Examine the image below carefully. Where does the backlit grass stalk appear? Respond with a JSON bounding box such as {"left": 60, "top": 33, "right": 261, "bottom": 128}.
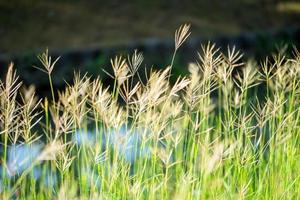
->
{"left": 0, "top": 24, "right": 300, "bottom": 199}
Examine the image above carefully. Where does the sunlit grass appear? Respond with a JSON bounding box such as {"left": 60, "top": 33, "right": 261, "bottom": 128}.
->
{"left": 277, "top": 2, "right": 300, "bottom": 13}
{"left": 0, "top": 24, "right": 300, "bottom": 199}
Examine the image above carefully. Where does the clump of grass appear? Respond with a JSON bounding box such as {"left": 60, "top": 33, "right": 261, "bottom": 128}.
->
{"left": 0, "top": 24, "right": 300, "bottom": 199}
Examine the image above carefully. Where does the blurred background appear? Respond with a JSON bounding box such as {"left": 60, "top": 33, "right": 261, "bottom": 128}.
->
{"left": 0, "top": 0, "right": 300, "bottom": 95}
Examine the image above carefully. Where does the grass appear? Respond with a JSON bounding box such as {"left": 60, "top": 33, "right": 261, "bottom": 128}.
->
{"left": 0, "top": 24, "right": 300, "bottom": 199}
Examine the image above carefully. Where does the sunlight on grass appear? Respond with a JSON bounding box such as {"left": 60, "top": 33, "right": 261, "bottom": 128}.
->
{"left": 277, "top": 2, "right": 300, "bottom": 13}
{"left": 0, "top": 24, "right": 300, "bottom": 199}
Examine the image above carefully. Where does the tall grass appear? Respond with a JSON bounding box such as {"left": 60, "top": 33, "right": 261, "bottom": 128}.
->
{"left": 0, "top": 24, "right": 300, "bottom": 199}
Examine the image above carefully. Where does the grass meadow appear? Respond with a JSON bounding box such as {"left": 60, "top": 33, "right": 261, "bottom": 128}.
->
{"left": 1, "top": 24, "right": 300, "bottom": 199}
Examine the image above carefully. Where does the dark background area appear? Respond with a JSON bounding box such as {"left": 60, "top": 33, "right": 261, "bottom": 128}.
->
{"left": 0, "top": 0, "right": 300, "bottom": 96}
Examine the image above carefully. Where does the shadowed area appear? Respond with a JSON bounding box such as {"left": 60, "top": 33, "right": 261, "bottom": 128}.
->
{"left": 1, "top": 0, "right": 300, "bottom": 54}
